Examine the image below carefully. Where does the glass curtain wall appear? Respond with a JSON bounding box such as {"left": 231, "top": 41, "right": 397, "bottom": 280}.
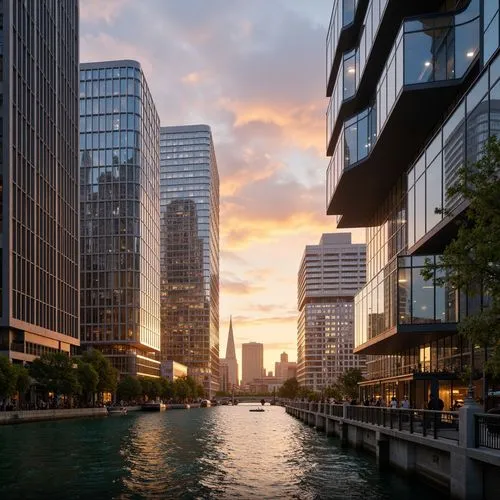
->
{"left": 80, "top": 62, "right": 161, "bottom": 378}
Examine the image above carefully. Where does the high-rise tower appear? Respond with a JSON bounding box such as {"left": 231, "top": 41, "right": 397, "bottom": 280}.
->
{"left": 297, "top": 233, "right": 366, "bottom": 390}
{"left": 160, "top": 125, "right": 220, "bottom": 396}
{"left": 224, "top": 316, "right": 239, "bottom": 388}
{"left": 0, "top": 0, "right": 80, "bottom": 362}
{"left": 325, "top": 0, "right": 498, "bottom": 407}
{"left": 79, "top": 60, "right": 161, "bottom": 378}
{"left": 242, "top": 342, "right": 264, "bottom": 386}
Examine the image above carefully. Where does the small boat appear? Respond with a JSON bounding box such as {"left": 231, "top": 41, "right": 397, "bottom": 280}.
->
{"left": 107, "top": 406, "right": 127, "bottom": 415}
{"left": 200, "top": 399, "right": 211, "bottom": 408}
{"left": 141, "top": 402, "right": 166, "bottom": 411}
{"left": 249, "top": 408, "right": 265, "bottom": 412}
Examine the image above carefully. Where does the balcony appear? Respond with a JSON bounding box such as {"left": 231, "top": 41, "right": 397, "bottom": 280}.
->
{"left": 327, "top": 0, "right": 369, "bottom": 98}
{"left": 326, "top": 0, "right": 446, "bottom": 154}
{"left": 354, "top": 255, "right": 459, "bottom": 355}
{"left": 327, "top": 0, "right": 480, "bottom": 228}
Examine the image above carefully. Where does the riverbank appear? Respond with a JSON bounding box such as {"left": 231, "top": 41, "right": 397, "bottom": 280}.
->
{"left": 0, "top": 407, "right": 108, "bottom": 425}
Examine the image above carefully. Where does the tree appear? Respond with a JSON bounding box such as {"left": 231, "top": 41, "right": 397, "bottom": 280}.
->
{"left": 139, "top": 377, "right": 162, "bottom": 400}
{"left": 278, "top": 377, "right": 299, "bottom": 399}
{"left": 29, "top": 352, "right": 80, "bottom": 399}
{"left": 80, "top": 349, "right": 118, "bottom": 394}
{"left": 76, "top": 360, "right": 99, "bottom": 404}
{"left": 422, "top": 136, "right": 500, "bottom": 379}
{"left": 12, "top": 364, "right": 31, "bottom": 398}
{"left": 339, "top": 368, "right": 364, "bottom": 400}
{"left": 160, "top": 378, "right": 175, "bottom": 400}
{"left": 117, "top": 376, "right": 142, "bottom": 402}
{"left": 173, "top": 377, "right": 189, "bottom": 401}
{"left": 0, "top": 356, "right": 16, "bottom": 400}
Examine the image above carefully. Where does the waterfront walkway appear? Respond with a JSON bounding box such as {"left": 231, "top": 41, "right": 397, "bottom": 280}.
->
{"left": 286, "top": 401, "right": 500, "bottom": 500}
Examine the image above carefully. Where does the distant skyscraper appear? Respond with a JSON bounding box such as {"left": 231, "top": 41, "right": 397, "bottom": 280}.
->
{"left": 275, "top": 352, "right": 297, "bottom": 382}
{"left": 160, "top": 125, "right": 220, "bottom": 396}
{"left": 0, "top": 0, "right": 80, "bottom": 362}
{"left": 242, "top": 342, "right": 264, "bottom": 385}
{"left": 224, "top": 316, "right": 239, "bottom": 388}
{"left": 79, "top": 60, "right": 161, "bottom": 378}
{"left": 297, "top": 233, "right": 366, "bottom": 391}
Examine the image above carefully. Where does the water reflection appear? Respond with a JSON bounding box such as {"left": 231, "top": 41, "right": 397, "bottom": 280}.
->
{"left": 0, "top": 406, "right": 442, "bottom": 499}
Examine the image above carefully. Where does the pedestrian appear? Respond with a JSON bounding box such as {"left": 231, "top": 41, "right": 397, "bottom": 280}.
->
{"left": 390, "top": 396, "right": 398, "bottom": 408}
{"left": 401, "top": 396, "right": 410, "bottom": 409}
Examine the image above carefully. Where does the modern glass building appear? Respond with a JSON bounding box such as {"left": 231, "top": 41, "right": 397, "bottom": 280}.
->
{"left": 297, "top": 233, "right": 366, "bottom": 391}
{"left": 326, "top": 0, "right": 500, "bottom": 409}
{"left": 79, "top": 60, "right": 161, "bottom": 378}
{"left": 160, "top": 125, "right": 220, "bottom": 396}
{"left": 0, "top": 0, "right": 80, "bottom": 362}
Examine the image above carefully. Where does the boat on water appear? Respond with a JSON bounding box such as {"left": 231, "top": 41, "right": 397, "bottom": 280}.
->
{"left": 141, "top": 402, "right": 166, "bottom": 412}
{"left": 200, "top": 399, "right": 211, "bottom": 408}
{"left": 107, "top": 406, "right": 128, "bottom": 415}
{"left": 249, "top": 408, "right": 265, "bottom": 412}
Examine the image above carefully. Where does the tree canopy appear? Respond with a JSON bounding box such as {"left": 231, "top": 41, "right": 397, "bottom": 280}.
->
{"left": 422, "top": 136, "right": 500, "bottom": 379}
{"left": 80, "top": 349, "right": 118, "bottom": 393}
{"left": 278, "top": 377, "right": 299, "bottom": 399}
{"left": 29, "top": 352, "right": 80, "bottom": 398}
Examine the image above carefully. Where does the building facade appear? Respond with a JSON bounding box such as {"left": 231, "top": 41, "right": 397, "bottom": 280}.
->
{"left": 79, "top": 60, "right": 161, "bottom": 378}
{"left": 0, "top": 0, "right": 80, "bottom": 362}
{"left": 242, "top": 342, "right": 264, "bottom": 386}
{"left": 297, "top": 233, "right": 366, "bottom": 391}
{"left": 160, "top": 125, "right": 220, "bottom": 396}
{"left": 161, "top": 360, "right": 188, "bottom": 381}
{"left": 275, "top": 352, "right": 297, "bottom": 382}
{"left": 326, "top": 0, "right": 499, "bottom": 408}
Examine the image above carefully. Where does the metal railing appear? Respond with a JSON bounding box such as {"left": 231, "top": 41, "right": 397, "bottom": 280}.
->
{"left": 475, "top": 413, "right": 500, "bottom": 450}
{"left": 287, "top": 402, "right": 459, "bottom": 441}
{"left": 346, "top": 406, "right": 459, "bottom": 441}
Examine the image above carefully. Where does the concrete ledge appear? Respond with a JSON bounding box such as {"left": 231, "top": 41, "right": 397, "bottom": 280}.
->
{"left": 0, "top": 408, "right": 108, "bottom": 425}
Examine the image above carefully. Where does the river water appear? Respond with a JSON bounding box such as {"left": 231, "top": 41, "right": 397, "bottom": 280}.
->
{"left": 0, "top": 404, "right": 443, "bottom": 499}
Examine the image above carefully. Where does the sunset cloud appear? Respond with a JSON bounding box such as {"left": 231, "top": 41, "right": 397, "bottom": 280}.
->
{"left": 80, "top": 0, "right": 338, "bottom": 371}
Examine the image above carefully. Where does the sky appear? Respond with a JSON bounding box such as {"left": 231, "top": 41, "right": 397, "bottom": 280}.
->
{"left": 80, "top": 0, "right": 364, "bottom": 376}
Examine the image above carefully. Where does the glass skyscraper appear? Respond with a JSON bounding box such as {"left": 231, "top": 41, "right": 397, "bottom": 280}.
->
{"left": 0, "top": 0, "right": 80, "bottom": 362}
{"left": 326, "top": 0, "right": 500, "bottom": 408}
{"left": 160, "top": 125, "right": 220, "bottom": 396}
{"left": 79, "top": 60, "right": 161, "bottom": 378}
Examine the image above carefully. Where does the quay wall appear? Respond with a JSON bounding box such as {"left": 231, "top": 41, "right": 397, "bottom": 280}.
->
{"left": 286, "top": 403, "right": 500, "bottom": 499}
{"left": 0, "top": 408, "right": 108, "bottom": 425}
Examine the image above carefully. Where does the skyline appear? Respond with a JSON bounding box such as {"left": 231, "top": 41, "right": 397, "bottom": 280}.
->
{"left": 80, "top": 0, "right": 363, "bottom": 372}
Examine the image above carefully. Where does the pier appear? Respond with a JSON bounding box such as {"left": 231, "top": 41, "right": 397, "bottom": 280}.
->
{"left": 286, "top": 402, "right": 500, "bottom": 499}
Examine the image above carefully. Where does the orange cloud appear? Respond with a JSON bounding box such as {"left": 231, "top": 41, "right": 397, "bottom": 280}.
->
{"left": 80, "top": 0, "right": 131, "bottom": 24}
{"left": 218, "top": 98, "right": 325, "bottom": 153}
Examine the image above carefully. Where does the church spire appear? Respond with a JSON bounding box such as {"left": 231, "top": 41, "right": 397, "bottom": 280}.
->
{"left": 225, "top": 315, "right": 237, "bottom": 360}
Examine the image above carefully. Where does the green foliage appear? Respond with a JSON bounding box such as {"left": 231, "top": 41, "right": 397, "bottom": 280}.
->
{"left": 422, "top": 136, "right": 500, "bottom": 378}
{"left": 0, "top": 356, "right": 16, "bottom": 399}
{"left": 139, "top": 377, "right": 162, "bottom": 400}
{"left": 76, "top": 360, "right": 99, "bottom": 398}
{"left": 29, "top": 352, "right": 80, "bottom": 398}
{"left": 278, "top": 377, "right": 299, "bottom": 399}
{"left": 339, "top": 368, "right": 364, "bottom": 400}
{"left": 12, "top": 364, "right": 31, "bottom": 396}
{"left": 80, "top": 349, "right": 118, "bottom": 393}
{"left": 117, "top": 375, "right": 142, "bottom": 402}
{"left": 324, "top": 384, "right": 343, "bottom": 401}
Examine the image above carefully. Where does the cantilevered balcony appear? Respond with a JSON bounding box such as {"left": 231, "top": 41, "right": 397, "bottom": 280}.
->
{"left": 327, "top": 0, "right": 368, "bottom": 98}
{"left": 326, "top": 0, "right": 465, "bottom": 156}
{"left": 353, "top": 255, "right": 460, "bottom": 355}
{"left": 327, "top": 0, "right": 480, "bottom": 228}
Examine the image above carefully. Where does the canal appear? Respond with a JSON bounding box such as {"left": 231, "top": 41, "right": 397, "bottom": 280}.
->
{"left": 0, "top": 404, "right": 443, "bottom": 499}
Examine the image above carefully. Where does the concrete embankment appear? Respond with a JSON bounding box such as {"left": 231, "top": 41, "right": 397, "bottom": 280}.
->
{"left": 0, "top": 407, "right": 108, "bottom": 425}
